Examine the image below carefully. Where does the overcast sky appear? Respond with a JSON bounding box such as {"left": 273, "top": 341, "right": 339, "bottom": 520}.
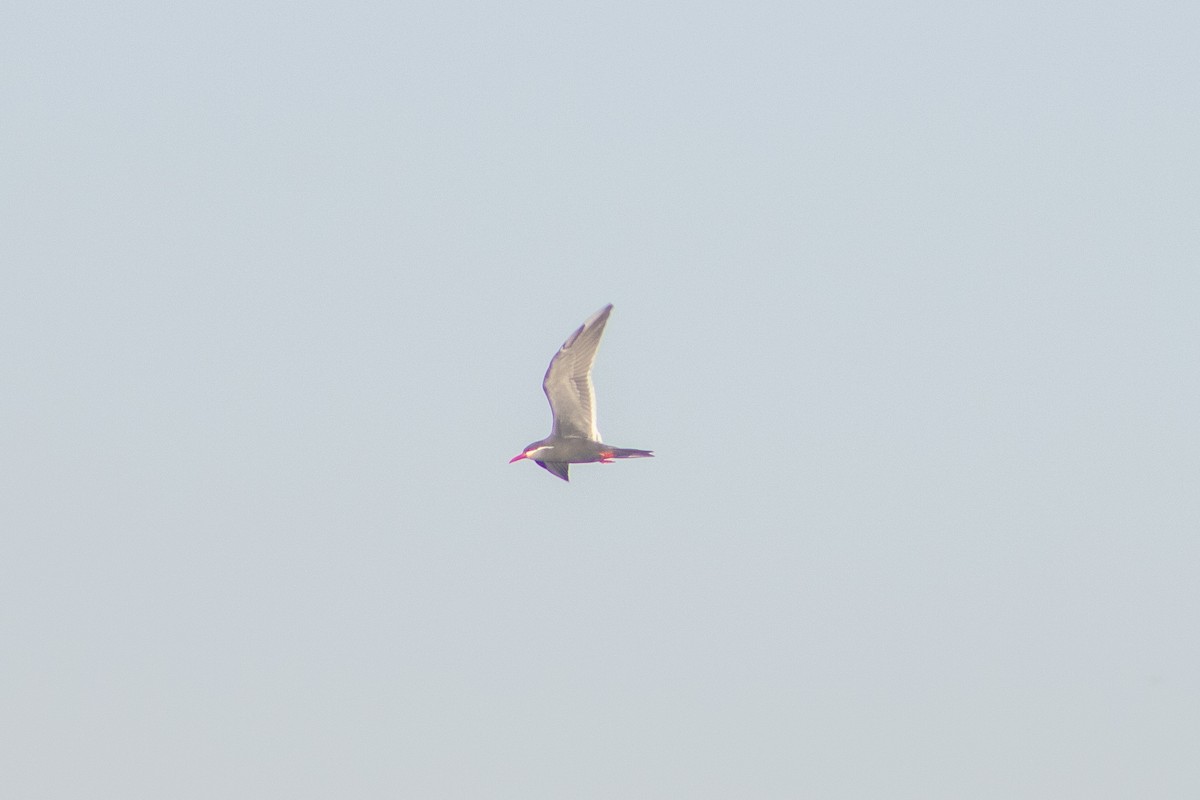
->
{"left": 4, "top": 1, "right": 1199, "bottom": 797}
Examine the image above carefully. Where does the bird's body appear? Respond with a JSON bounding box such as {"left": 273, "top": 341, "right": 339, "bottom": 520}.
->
{"left": 510, "top": 304, "right": 653, "bottom": 481}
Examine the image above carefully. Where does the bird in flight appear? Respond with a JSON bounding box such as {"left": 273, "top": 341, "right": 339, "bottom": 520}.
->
{"left": 510, "top": 304, "right": 653, "bottom": 481}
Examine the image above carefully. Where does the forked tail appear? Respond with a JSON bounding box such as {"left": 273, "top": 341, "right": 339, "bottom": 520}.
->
{"left": 610, "top": 448, "right": 654, "bottom": 459}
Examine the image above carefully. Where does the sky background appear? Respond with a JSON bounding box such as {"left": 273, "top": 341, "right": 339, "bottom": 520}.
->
{"left": 4, "top": 1, "right": 1199, "bottom": 797}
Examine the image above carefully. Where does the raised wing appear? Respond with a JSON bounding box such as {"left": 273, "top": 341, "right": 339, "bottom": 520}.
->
{"left": 542, "top": 304, "right": 612, "bottom": 441}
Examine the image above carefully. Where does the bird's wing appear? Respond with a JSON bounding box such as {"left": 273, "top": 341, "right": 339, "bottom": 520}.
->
{"left": 535, "top": 460, "right": 571, "bottom": 481}
{"left": 542, "top": 304, "right": 612, "bottom": 441}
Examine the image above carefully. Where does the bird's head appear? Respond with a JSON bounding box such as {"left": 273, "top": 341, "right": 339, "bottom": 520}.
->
{"left": 509, "top": 442, "right": 552, "bottom": 463}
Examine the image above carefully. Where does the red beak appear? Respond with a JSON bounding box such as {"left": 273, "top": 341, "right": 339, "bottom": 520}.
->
{"left": 509, "top": 452, "right": 528, "bottom": 463}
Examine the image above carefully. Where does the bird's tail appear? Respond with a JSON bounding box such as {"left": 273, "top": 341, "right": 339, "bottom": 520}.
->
{"left": 609, "top": 448, "right": 654, "bottom": 459}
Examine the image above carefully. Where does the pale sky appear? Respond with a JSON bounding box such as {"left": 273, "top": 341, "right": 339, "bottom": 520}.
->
{"left": 3, "top": 1, "right": 1199, "bottom": 797}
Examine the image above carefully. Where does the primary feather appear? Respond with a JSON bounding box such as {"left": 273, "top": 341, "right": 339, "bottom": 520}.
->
{"left": 542, "top": 303, "right": 612, "bottom": 441}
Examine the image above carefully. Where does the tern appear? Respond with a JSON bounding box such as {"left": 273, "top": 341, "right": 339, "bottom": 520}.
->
{"left": 510, "top": 303, "right": 653, "bottom": 481}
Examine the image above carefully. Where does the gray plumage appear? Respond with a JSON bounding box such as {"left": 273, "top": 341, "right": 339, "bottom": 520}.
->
{"left": 510, "top": 304, "right": 653, "bottom": 481}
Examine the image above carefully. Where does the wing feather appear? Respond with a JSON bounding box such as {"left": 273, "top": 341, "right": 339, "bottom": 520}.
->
{"left": 542, "top": 304, "right": 612, "bottom": 441}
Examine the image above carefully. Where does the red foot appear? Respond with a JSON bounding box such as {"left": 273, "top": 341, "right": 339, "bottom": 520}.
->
{"left": 599, "top": 451, "right": 614, "bottom": 464}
